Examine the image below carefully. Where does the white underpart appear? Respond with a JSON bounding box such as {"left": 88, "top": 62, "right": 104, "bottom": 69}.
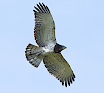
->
{"left": 41, "top": 43, "right": 55, "bottom": 56}
{"left": 42, "top": 46, "right": 54, "bottom": 56}
{"left": 43, "top": 48, "right": 50, "bottom": 52}
{"left": 42, "top": 42, "right": 55, "bottom": 52}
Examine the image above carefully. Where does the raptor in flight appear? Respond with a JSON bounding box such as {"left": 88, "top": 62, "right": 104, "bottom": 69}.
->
{"left": 25, "top": 2, "right": 75, "bottom": 87}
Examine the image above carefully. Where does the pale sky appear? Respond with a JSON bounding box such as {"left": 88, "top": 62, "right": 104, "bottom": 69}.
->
{"left": 0, "top": 0, "right": 104, "bottom": 93}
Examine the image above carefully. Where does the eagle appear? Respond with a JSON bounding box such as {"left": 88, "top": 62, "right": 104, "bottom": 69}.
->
{"left": 25, "top": 2, "right": 75, "bottom": 87}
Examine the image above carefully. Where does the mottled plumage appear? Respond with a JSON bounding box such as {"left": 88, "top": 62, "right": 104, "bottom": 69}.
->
{"left": 25, "top": 2, "right": 75, "bottom": 87}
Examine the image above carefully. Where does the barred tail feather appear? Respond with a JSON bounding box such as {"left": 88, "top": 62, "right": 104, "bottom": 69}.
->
{"left": 29, "top": 57, "right": 43, "bottom": 67}
{"left": 25, "top": 43, "right": 43, "bottom": 68}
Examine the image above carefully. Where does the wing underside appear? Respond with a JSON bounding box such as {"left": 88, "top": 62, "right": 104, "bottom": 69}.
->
{"left": 43, "top": 53, "right": 75, "bottom": 87}
{"left": 33, "top": 3, "right": 56, "bottom": 47}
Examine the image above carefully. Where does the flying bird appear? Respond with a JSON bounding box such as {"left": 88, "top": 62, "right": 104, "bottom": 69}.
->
{"left": 25, "top": 2, "right": 75, "bottom": 87}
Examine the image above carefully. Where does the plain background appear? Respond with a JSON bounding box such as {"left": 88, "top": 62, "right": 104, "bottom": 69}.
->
{"left": 0, "top": 0, "right": 104, "bottom": 93}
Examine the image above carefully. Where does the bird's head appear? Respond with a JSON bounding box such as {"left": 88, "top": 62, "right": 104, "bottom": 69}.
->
{"left": 54, "top": 43, "right": 67, "bottom": 53}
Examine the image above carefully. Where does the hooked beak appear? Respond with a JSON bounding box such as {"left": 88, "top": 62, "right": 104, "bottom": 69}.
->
{"left": 62, "top": 46, "right": 67, "bottom": 50}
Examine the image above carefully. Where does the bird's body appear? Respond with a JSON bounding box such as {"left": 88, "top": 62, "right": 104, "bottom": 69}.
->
{"left": 25, "top": 2, "right": 75, "bottom": 87}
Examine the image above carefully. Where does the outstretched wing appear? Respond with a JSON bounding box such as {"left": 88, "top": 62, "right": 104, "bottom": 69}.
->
{"left": 43, "top": 53, "right": 75, "bottom": 87}
{"left": 33, "top": 3, "right": 56, "bottom": 47}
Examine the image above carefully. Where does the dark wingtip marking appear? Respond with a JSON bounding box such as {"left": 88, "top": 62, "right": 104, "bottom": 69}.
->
{"left": 72, "top": 76, "right": 75, "bottom": 81}
{"left": 37, "top": 4, "right": 42, "bottom": 11}
{"left": 39, "top": 2, "right": 43, "bottom": 7}
{"left": 70, "top": 77, "right": 72, "bottom": 84}
{"left": 62, "top": 82, "right": 64, "bottom": 86}
{"left": 34, "top": 6, "right": 40, "bottom": 12}
{"left": 42, "top": 3, "right": 45, "bottom": 7}
{"left": 73, "top": 73, "right": 76, "bottom": 78}
{"left": 68, "top": 80, "right": 70, "bottom": 86}
{"left": 65, "top": 82, "right": 67, "bottom": 87}
{"left": 46, "top": 6, "right": 50, "bottom": 13}
{"left": 33, "top": 10, "right": 36, "bottom": 12}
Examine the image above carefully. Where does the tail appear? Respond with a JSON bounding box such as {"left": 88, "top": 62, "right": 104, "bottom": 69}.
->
{"left": 25, "top": 43, "right": 43, "bottom": 68}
